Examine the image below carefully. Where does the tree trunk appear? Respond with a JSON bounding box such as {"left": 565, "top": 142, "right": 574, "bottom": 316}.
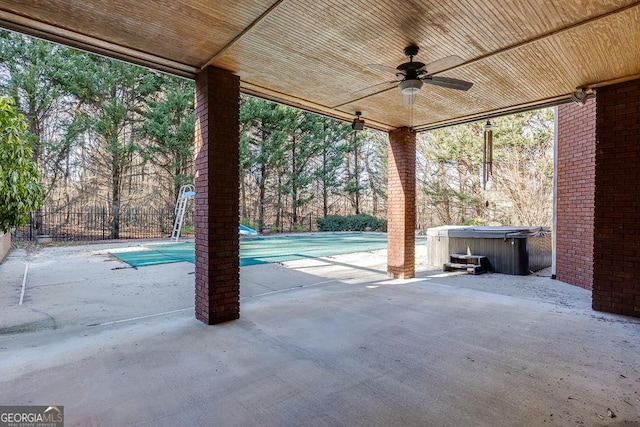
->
{"left": 322, "top": 147, "right": 328, "bottom": 217}
{"left": 111, "top": 154, "right": 121, "bottom": 239}
{"left": 276, "top": 172, "right": 283, "bottom": 231}
{"left": 354, "top": 139, "right": 360, "bottom": 215}
{"left": 439, "top": 163, "right": 452, "bottom": 224}
{"left": 345, "top": 145, "right": 351, "bottom": 214}
{"left": 291, "top": 134, "right": 298, "bottom": 225}
{"left": 27, "top": 107, "right": 44, "bottom": 237}
{"left": 241, "top": 170, "right": 248, "bottom": 220}
{"left": 64, "top": 146, "right": 71, "bottom": 223}
{"left": 364, "top": 150, "right": 377, "bottom": 215}
{"left": 173, "top": 165, "right": 182, "bottom": 207}
{"left": 258, "top": 162, "right": 266, "bottom": 229}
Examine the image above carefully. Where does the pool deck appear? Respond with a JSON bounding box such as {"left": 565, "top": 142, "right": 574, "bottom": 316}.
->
{"left": 1, "top": 239, "right": 639, "bottom": 426}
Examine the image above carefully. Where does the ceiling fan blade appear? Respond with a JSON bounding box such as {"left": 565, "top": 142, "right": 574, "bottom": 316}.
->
{"left": 422, "top": 55, "right": 465, "bottom": 75}
{"left": 353, "top": 79, "right": 400, "bottom": 95}
{"left": 402, "top": 92, "right": 416, "bottom": 106}
{"left": 367, "top": 64, "right": 405, "bottom": 75}
{"left": 424, "top": 76, "right": 473, "bottom": 91}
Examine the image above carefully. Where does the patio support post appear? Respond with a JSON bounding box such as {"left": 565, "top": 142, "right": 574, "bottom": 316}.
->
{"left": 556, "top": 100, "right": 596, "bottom": 290}
{"left": 387, "top": 127, "right": 416, "bottom": 279}
{"left": 592, "top": 79, "right": 640, "bottom": 318}
{"left": 194, "top": 66, "right": 240, "bottom": 324}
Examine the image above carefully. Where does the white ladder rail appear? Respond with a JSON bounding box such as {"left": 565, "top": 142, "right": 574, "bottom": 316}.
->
{"left": 171, "top": 184, "right": 195, "bottom": 242}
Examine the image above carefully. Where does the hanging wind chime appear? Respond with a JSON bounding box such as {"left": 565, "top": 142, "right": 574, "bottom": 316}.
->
{"left": 482, "top": 120, "right": 493, "bottom": 190}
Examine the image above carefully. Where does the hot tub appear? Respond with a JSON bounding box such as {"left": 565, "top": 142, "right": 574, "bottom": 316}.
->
{"left": 426, "top": 226, "right": 552, "bottom": 275}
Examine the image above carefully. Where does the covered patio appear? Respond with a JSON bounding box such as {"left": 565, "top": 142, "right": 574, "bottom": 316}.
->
{"left": 0, "top": 0, "right": 640, "bottom": 308}
{"left": 2, "top": 2, "right": 640, "bottom": 425}
{"left": 1, "top": 0, "right": 638, "bottom": 322}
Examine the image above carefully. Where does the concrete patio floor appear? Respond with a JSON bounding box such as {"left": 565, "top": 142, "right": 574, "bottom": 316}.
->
{"left": 0, "top": 241, "right": 639, "bottom": 426}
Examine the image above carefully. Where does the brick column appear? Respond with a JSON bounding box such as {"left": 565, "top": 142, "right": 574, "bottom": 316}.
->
{"left": 593, "top": 79, "right": 640, "bottom": 317}
{"left": 556, "top": 100, "right": 596, "bottom": 290}
{"left": 194, "top": 66, "right": 240, "bottom": 324}
{"left": 387, "top": 127, "right": 416, "bottom": 279}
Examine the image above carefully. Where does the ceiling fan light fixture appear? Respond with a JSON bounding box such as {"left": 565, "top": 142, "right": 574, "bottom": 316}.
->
{"left": 570, "top": 87, "right": 590, "bottom": 105}
{"left": 399, "top": 79, "right": 423, "bottom": 95}
{"left": 352, "top": 111, "right": 365, "bottom": 131}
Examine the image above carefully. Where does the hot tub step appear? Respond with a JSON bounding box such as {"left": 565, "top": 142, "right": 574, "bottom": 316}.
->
{"left": 443, "top": 254, "right": 489, "bottom": 275}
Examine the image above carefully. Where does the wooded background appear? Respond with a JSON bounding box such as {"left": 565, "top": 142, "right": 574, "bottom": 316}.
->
{"left": 0, "top": 31, "right": 553, "bottom": 241}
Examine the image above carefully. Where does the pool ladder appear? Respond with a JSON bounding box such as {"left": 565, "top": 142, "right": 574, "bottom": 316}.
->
{"left": 171, "top": 184, "right": 195, "bottom": 242}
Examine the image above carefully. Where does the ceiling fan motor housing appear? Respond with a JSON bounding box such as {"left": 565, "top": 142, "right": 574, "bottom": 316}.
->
{"left": 403, "top": 45, "right": 420, "bottom": 58}
{"left": 396, "top": 61, "right": 426, "bottom": 78}
{"left": 399, "top": 79, "right": 423, "bottom": 94}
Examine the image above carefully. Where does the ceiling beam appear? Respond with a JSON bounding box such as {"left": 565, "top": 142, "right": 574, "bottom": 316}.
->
{"left": 241, "top": 81, "right": 393, "bottom": 132}
{"left": 0, "top": 10, "right": 198, "bottom": 78}
{"left": 201, "top": 0, "right": 287, "bottom": 70}
{"left": 585, "top": 72, "right": 640, "bottom": 90}
{"left": 414, "top": 95, "right": 570, "bottom": 132}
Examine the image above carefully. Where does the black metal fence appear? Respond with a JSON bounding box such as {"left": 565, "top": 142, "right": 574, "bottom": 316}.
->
{"left": 11, "top": 206, "right": 194, "bottom": 242}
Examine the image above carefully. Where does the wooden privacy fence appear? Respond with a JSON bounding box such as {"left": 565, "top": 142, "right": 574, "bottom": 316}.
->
{"left": 11, "top": 205, "right": 194, "bottom": 242}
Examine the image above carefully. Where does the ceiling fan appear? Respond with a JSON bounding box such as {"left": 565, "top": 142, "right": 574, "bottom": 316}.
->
{"left": 367, "top": 45, "right": 473, "bottom": 105}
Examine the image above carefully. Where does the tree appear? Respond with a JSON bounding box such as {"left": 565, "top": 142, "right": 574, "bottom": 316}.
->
{"left": 359, "top": 130, "right": 387, "bottom": 216}
{"left": 0, "top": 96, "right": 44, "bottom": 232}
{"left": 240, "top": 96, "right": 296, "bottom": 229}
{"left": 418, "top": 123, "right": 485, "bottom": 226}
{"left": 140, "top": 76, "right": 195, "bottom": 206}
{"left": 67, "top": 56, "right": 163, "bottom": 238}
{"left": 315, "top": 117, "right": 351, "bottom": 218}
{"left": 344, "top": 131, "right": 365, "bottom": 214}
{"left": 416, "top": 109, "right": 554, "bottom": 229}
{"left": 285, "top": 112, "right": 344, "bottom": 228}
{"left": 491, "top": 110, "right": 554, "bottom": 225}
{"left": 0, "top": 31, "right": 78, "bottom": 235}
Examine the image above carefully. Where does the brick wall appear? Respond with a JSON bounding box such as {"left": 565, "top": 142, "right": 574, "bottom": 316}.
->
{"left": 593, "top": 79, "right": 640, "bottom": 317}
{"left": 194, "top": 67, "right": 240, "bottom": 324}
{"left": 387, "top": 127, "right": 416, "bottom": 279}
{"left": 556, "top": 99, "right": 596, "bottom": 290}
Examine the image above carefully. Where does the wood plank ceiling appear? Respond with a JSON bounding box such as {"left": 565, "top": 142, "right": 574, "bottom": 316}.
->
{"left": 0, "top": 0, "right": 639, "bottom": 131}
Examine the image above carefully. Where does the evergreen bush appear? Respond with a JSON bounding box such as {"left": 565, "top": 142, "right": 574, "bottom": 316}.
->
{"left": 317, "top": 214, "right": 386, "bottom": 232}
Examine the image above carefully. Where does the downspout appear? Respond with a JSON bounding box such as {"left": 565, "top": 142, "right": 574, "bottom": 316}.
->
{"left": 551, "top": 106, "right": 558, "bottom": 279}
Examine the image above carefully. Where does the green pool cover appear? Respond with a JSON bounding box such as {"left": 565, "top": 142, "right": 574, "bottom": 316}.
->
{"left": 111, "top": 232, "right": 423, "bottom": 268}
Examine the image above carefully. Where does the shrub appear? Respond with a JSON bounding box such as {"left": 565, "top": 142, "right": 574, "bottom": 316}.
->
{"left": 317, "top": 214, "right": 386, "bottom": 232}
{"left": 240, "top": 217, "right": 258, "bottom": 231}
{"left": 317, "top": 215, "right": 345, "bottom": 232}
{"left": 0, "top": 96, "right": 44, "bottom": 233}
{"left": 345, "top": 214, "right": 376, "bottom": 231}
{"left": 463, "top": 217, "right": 487, "bottom": 226}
